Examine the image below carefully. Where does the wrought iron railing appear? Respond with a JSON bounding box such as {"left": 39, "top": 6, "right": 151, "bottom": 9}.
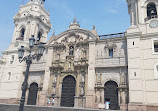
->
{"left": 99, "top": 32, "right": 125, "bottom": 39}
{"left": 144, "top": 15, "right": 158, "bottom": 22}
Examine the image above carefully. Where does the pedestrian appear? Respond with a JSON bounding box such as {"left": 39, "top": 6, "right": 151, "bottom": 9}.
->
{"left": 47, "top": 98, "right": 51, "bottom": 106}
{"left": 52, "top": 98, "right": 55, "bottom": 106}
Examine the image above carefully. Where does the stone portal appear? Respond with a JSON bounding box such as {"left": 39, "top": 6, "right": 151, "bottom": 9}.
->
{"left": 60, "top": 75, "right": 76, "bottom": 107}
{"left": 104, "top": 81, "right": 119, "bottom": 110}
{"left": 27, "top": 83, "right": 38, "bottom": 105}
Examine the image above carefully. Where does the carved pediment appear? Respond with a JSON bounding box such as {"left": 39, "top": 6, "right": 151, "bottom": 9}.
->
{"left": 104, "top": 41, "right": 117, "bottom": 50}
{"left": 48, "top": 28, "right": 97, "bottom": 46}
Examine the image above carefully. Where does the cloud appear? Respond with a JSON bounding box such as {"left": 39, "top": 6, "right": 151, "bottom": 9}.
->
{"left": 104, "top": 0, "right": 126, "bottom": 14}
{"left": 117, "top": 0, "right": 126, "bottom": 3}
{"left": 48, "top": 0, "right": 74, "bottom": 19}
{"left": 61, "top": 3, "right": 74, "bottom": 19}
{"left": 107, "top": 9, "right": 118, "bottom": 14}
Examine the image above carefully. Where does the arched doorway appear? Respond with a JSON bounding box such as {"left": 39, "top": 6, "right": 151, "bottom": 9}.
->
{"left": 60, "top": 75, "right": 76, "bottom": 107}
{"left": 104, "top": 81, "right": 119, "bottom": 110}
{"left": 27, "top": 82, "right": 38, "bottom": 105}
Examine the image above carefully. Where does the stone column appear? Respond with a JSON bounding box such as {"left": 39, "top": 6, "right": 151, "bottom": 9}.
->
{"left": 137, "top": 0, "right": 142, "bottom": 24}
{"left": 86, "top": 40, "right": 96, "bottom": 108}
{"left": 25, "top": 21, "right": 31, "bottom": 40}
{"left": 29, "top": 21, "right": 37, "bottom": 38}
{"left": 0, "top": 62, "right": 4, "bottom": 90}
{"left": 39, "top": 47, "right": 53, "bottom": 106}
{"left": 12, "top": 24, "right": 18, "bottom": 42}
{"left": 74, "top": 71, "right": 80, "bottom": 107}
{"left": 34, "top": 23, "right": 39, "bottom": 40}
{"left": 131, "top": 9, "right": 135, "bottom": 26}
{"left": 55, "top": 73, "right": 60, "bottom": 106}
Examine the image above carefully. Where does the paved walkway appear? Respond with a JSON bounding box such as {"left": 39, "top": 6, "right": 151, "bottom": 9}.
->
{"left": 0, "top": 103, "right": 124, "bottom": 111}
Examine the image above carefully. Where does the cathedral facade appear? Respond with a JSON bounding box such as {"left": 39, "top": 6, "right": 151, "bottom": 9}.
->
{"left": 0, "top": 0, "right": 158, "bottom": 110}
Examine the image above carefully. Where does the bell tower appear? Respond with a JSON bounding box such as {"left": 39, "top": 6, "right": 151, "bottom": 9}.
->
{"left": 126, "top": 0, "right": 158, "bottom": 110}
{"left": 12, "top": 0, "right": 51, "bottom": 45}
{"left": 127, "top": 0, "right": 158, "bottom": 26}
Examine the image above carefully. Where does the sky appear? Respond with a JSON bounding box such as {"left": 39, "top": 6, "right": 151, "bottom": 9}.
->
{"left": 0, "top": 0, "right": 130, "bottom": 55}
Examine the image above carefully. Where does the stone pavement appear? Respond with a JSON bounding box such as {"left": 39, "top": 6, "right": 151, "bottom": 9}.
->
{"left": 0, "top": 104, "right": 124, "bottom": 111}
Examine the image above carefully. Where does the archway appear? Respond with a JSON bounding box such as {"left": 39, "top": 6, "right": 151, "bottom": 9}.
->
{"left": 60, "top": 75, "right": 76, "bottom": 107}
{"left": 147, "top": 2, "right": 157, "bottom": 17}
{"left": 27, "top": 82, "right": 38, "bottom": 105}
{"left": 104, "top": 81, "right": 119, "bottom": 110}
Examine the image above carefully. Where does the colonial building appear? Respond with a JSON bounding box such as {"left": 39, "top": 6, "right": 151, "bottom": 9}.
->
{"left": 0, "top": 0, "right": 158, "bottom": 111}
{"left": 126, "top": 0, "right": 158, "bottom": 111}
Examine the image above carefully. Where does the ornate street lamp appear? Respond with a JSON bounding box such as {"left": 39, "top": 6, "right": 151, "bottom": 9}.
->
{"left": 18, "top": 35, "right": 45, "bottom": 111}
{"left": 29, "top": 35, "right": 35, "bottom": 48}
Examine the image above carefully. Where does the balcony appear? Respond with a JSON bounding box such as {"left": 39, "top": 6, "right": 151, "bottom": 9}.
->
{"left": 95, "top": 57, "right": 127, "bottom": 68}
{"left": 99, "top": 32, "right": 125, "bottom": 40}
{"left": 52, "top": 62, "right": 64, "bottom": 70}
{"left": 74, "top": 60, "right": 88, "bottom": 69}
{"left": 144, "top": 15, "right": 158, "bottom": 22}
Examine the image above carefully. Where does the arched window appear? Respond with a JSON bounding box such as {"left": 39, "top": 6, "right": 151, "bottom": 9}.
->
{"left": 147, "top": 3, "right": 157, "bottom": 17}
{"left": 37, "top": 31, "right": 42, "bottom": 42}
{"left": 20, "top": 28, "right": 25, "bottom": 38}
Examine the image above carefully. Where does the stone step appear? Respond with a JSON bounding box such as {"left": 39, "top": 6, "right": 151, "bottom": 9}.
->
{"left": 0, "top": 104, "right": 124, "bottom": 111}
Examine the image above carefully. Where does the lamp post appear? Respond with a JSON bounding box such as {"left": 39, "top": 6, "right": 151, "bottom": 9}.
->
{"left": 18, "top": 35, "right": 45, "bottom": 111}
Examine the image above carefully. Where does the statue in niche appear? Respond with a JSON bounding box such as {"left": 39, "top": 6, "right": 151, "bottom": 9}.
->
{"left": 52, "top": 80, "right": 56, "bottom": 95}
{"left": 80, "top": 86, "right": 84, "bottom": 95}
{"left": 53, "top": 73, "right": 57, "bottom": 83}
{"left": 81, "top": 49, "right": 86, "bottom": 58}
{"left": 68, "top": 62, "right": 71, "bottom": 69}
{"left": 69, "top": 46, "right": 74, "bottom": 55}
{"left": 81, "top": 74, "right": 85, "bottom": 82}
{"left": 75, "top": 48, "right": 80, "bottom": 59}
{"left": 52, "top": 85, "right": 56, "bottom": 95}
{"left": 57, "top": 54, "right": 60, "bottom": 60}
{"left": 97, "top": 74, "right": 101, "bottom": 83}
{"left": 121, "top": 74, "right": 126, "bottom": 85}
{"left": 81, "top": 72, "right": 85, "bottom": 82}
{"left": 83, "top": 50, "right": 86, "bottom": 58}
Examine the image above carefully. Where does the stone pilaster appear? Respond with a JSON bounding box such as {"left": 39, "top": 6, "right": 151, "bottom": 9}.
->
{"left": 86, "top": 40, "right": 96, "bottom": 108}
{"left": 39, "top": 47, "right": 53, "bottom": 106}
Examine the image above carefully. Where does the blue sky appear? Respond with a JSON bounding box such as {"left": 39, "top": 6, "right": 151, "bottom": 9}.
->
{"left": 0, "top": 0, "right": 130, "bottom": 55}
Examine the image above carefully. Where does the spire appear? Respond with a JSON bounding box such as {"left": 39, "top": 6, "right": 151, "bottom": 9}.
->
{"left": 69, "top": 17, "right": 80, "bottom": 29}
{"left": 53, "top": 30, "right": 55, "bottom": 36}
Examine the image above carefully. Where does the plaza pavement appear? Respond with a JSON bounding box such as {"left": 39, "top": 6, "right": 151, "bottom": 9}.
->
{"left": 0, "top": 103, "right": 124, "bottom": 111}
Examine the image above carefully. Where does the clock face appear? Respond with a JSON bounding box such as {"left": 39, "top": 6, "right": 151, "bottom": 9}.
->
{"left": 150, "top": 20, "right": 158, "bottom": 28}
